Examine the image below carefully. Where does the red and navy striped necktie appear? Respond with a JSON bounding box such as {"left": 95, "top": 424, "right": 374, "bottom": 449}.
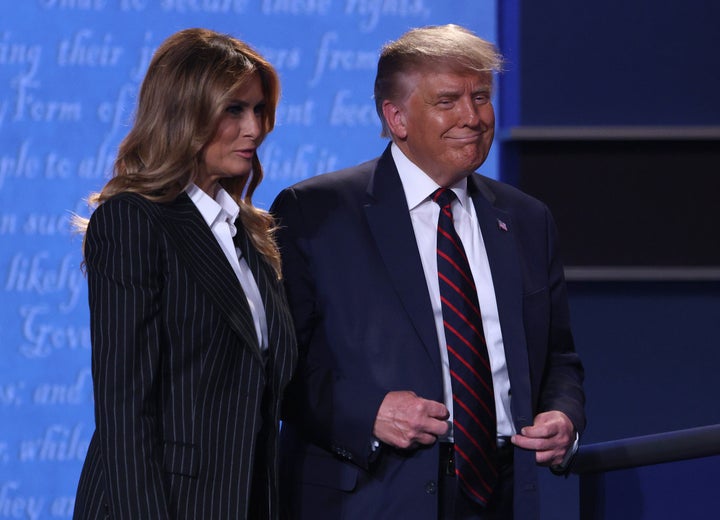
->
{"left": 432, "top": 187, "right": 498, "bottom": 506}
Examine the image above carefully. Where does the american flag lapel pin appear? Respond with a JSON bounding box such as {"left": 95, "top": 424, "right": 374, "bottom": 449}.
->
{"left": 497, "top": 219, "right": 508, "bottom": 232}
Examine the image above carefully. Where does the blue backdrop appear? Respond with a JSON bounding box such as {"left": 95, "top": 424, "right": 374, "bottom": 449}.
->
{"left": 0, "top": 2, "right": 498, "bottom": 517}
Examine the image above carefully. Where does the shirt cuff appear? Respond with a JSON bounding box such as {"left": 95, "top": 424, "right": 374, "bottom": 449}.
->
{"left": 550, "top": 431, "right": 579, "bottom": 475}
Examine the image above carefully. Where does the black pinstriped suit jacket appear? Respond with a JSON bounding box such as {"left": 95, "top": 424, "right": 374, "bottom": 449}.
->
{"left": 73, "top": 192, "right": 297, "bottom": 519}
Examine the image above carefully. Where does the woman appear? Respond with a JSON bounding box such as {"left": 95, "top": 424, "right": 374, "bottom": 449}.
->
{"left": 73, "top": 28, "right": 297, "bottom": 519}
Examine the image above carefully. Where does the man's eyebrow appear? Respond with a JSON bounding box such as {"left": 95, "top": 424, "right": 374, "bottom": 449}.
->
{"left": 434, "top": 89, "right": 463, "bottom": 98}
{"left": 473, "top": 85, "right": 492, "bottom": 94}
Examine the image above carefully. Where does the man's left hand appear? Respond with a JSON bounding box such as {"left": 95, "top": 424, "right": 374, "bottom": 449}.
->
{"left": 510, "top": 411, "right": 575, "bottom": 466}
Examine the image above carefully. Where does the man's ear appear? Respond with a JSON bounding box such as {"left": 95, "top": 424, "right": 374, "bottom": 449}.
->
{"left": 382, "top": 100, "right": 408, "bottom": 140}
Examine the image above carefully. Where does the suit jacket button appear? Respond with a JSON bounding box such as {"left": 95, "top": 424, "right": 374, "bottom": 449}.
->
{"left": 425, "top": 480, "right": 437, "bottom": 494}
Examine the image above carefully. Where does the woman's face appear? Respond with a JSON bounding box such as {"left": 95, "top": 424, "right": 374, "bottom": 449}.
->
{"left": 197, "top": 73, "right": 265, "bottom": 195}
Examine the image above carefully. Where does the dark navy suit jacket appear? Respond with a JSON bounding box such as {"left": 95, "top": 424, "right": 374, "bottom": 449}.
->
{"left": 73, "top": 192, "right": 297, "bottom": 519}
{"left": 272, "top": 145, "right": 585, "bottom": 520}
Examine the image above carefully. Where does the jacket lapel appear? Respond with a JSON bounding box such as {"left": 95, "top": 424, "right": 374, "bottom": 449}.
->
{"left": 156, "top": 193, "right": 264, "bottom": 362}
{"left": 468, "top": 175, "right": 533, "bottom": 427}
{"left": 363, "top": 146, "right": 442, "bottom": 369}
{"left": 235, "top": 226, "right": 298, "bottom": 391}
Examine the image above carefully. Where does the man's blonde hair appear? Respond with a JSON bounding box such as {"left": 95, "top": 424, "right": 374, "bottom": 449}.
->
{"left": 374, "top": 24, "right": 503, "bottom": 137}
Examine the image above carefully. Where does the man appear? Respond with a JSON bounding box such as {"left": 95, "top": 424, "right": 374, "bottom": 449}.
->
{"left": 272, "top": 24, "right": 585, "bottom": 519}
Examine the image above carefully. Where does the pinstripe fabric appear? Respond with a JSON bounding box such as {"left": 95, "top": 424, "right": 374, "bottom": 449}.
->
{"left": 73, "top": 192, "right": 297, "bottom": 520}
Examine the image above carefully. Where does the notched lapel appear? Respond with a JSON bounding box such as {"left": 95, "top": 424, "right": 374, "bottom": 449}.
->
{"left": 468, "top": 176, "right": 533, "bottom": 424}
{"left": 363, "top": 148, "right": 442, "bottom": 368}
{"left": 156, "top": 194, "right": 265, "bottom": 362}
{"left": 468, "top": 176, "right": 522, "bottom": 308}
{"left": 235, "top": 227, "right": 298, "bottom": 389}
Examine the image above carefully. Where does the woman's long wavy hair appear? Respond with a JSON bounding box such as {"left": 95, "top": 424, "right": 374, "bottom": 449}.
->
{"left": 76, "top": 28, "right": 282, "bottom": 277}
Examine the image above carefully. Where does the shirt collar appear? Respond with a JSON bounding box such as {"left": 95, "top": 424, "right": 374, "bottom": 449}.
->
{"left": 391, "top": 142, "right": 470, "bottom": 211}
{"left": 186, "top": 183, "right": 240, "bottom": 230}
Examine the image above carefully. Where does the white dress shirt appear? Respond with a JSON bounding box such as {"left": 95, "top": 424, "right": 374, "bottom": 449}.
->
{"left": 391, "top": 143, "right": 515, "bottom": 440}
{"left": 187, "top": 184, "right": 269, "bottom": 350}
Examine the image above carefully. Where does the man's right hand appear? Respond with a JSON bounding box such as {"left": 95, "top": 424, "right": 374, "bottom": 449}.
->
{"left": 372, "top": 390, "right": 449, "bottom": 449}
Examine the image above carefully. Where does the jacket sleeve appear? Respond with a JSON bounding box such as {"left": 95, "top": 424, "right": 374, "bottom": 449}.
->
{"left": 271, "top": 187, "right": 386, "bottom": 468}
{"left": 537, "top": 205, "right": 586, "bottom": 434}
{"left": 85, "top": 196, "right": 171, "bottom": 518}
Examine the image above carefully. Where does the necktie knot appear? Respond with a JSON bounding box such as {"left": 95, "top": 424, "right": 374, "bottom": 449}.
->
{"left": 432, "top": 187, "right": 457, "bottom": 210}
